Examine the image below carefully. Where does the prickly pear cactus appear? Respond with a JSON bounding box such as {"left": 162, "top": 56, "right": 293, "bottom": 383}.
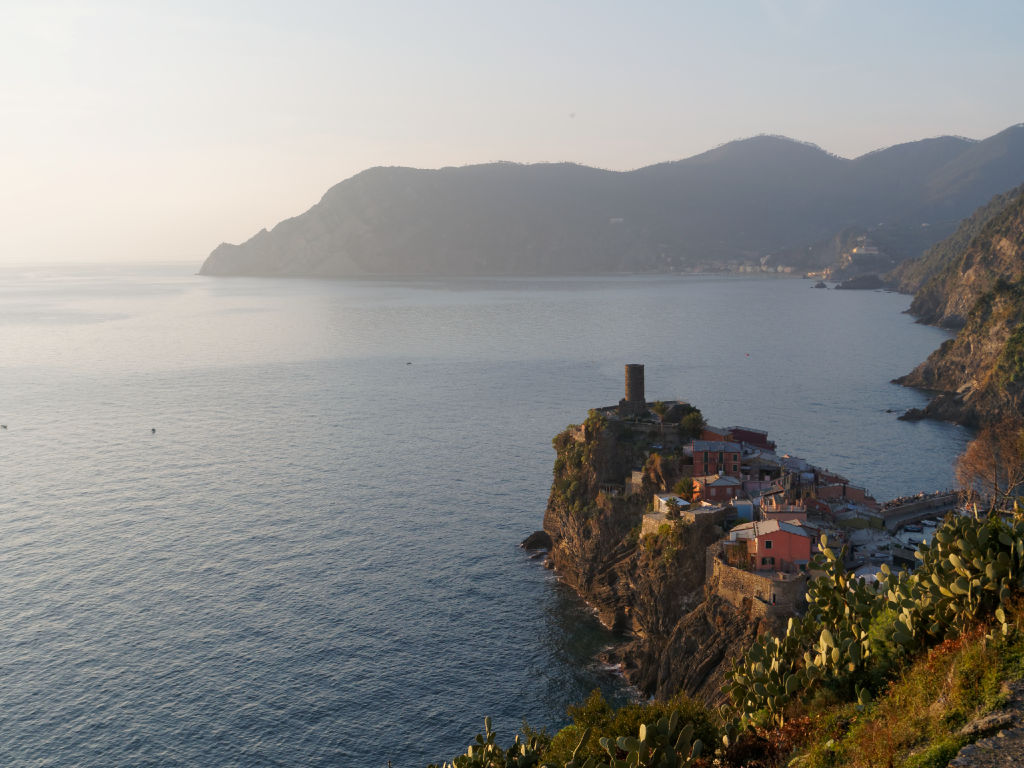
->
{"left": 880, "top": 511, "right": 1024, "bottom": 645}
{"left": 585, "top": 712, "right": 703, "bottom": 768}
{"left": 428, "top": 717, "right": 545, "bottom": 768}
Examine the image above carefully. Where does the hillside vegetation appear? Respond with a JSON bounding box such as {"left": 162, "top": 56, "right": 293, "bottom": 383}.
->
{"left": 903, "top": 186, "right": 1024, "bottom": 328}
{"left": 200, "top": 126, "right": 1024, "bottom": 279}
{"left": 888, "top": 183, "right": 1024, "bottom": 299}
{"left": 430, "top": 510, "right": 1024, "bottom": 768}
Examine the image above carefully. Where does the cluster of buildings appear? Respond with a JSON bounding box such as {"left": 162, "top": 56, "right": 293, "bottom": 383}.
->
{"left": 602, "top": 365, "right": 959, "bottom": 614}
{"left": 637, "top": 426, "right": 869, "bottom": 575}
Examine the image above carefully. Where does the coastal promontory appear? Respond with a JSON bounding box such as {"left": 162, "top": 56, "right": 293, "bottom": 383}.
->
{"left": 535, "top": 365, "right": 956, "bottom": 705}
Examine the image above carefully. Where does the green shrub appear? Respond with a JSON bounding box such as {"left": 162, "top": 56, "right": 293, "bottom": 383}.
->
{"left": 899, "top": 736, "right": 966, "bottom": 768}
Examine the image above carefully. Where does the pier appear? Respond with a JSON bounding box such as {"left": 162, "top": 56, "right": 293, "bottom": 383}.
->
{"left": 882, "top": 491, "right": 960, "bottom": 531}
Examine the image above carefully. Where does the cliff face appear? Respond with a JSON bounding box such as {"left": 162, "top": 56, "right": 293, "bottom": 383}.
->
{"left": 541, "top": 418, "right": 644, "bottom": 631}
{"left": 897, "top": 280, "right": 1024, "bottom": 426}
{"left": 647, "top": 591, "right": 777, "bottom": 703}
{"left": 541, "top": 414, "right": 783, "bottom": 706}
{"left": 895, "top": 190, "right": 1024, "bottom": 426}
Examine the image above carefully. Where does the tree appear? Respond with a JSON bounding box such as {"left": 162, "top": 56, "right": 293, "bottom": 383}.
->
{"left": 955, "top": 419, "right": 1024, "bottom": 510}
{"left": 651, "top": 400, "right": 668, "bottom": 423}
{"left": 671, "top": 476, "right": 693, "bottom": 501}
{"left": 666, "top": 498, "right": 681, "bottom": 520}
{"left": 679, "top": 411, "right": 705, "bottom": 440}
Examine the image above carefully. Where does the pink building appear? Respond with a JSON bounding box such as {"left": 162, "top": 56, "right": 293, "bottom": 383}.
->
{"left": 729, "top": 519, "right": 812, "bottom": 571}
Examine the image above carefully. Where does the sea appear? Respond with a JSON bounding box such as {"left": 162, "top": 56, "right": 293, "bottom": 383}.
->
{"left": 0, "top": 264, "right": 969, "bottom": 767}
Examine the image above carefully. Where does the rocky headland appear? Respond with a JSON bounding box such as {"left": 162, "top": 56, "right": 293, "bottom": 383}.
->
{"left": 536, "top": 408, "right": 782, "bottom": 705}
{"left": 892, "top": 185, "right": 1024, "bottom": 426}
{"left": 528, "top": 368, "right": 919, "bottom": 707}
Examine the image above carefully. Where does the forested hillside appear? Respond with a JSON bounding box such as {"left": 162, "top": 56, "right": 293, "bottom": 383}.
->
{"left": 889, "top": 183, "right": 1024, "bottom": 299}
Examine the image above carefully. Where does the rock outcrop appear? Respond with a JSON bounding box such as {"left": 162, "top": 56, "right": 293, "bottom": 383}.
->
{"left": 520, "top": 530, "right": 552, "bottom": 551}
{"left": 834, "top": 273, "right": 884, "bottom": 290}
{"left": 906, "top": 188, "right": 1024, "bottom": 329}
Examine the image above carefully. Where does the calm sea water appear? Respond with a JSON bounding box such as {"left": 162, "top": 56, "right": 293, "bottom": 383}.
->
{"left": 0, "top": 265, "right": 968, "bottom": 767}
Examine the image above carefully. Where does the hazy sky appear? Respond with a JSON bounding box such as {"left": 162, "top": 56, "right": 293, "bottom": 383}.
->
{"left": 3, "top": 0, "right": 1023, "bottom": 265}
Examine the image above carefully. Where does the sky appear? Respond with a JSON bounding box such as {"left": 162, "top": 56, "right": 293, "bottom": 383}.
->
{"left": 2, "top": 0, "right": 1023, "bottom": 265}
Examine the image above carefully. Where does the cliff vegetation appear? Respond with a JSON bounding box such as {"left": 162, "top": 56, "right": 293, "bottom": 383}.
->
{"left": 901, "top": 186, "right": 1024, "bottom": 329}
{"left": 888, "top": 182, "right": 1024, "bottom": 300}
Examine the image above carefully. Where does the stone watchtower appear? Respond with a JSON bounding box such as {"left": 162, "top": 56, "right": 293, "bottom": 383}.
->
{"left": 618, "top": 363, "right": 647, "bottom": 417}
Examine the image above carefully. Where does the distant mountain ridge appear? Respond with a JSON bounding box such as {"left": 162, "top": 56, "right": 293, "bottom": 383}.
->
{"left": 200, "top": 124, "right": 1024, "bottom": 278}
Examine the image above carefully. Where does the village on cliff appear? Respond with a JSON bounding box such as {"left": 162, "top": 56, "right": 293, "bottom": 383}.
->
{"left": 586, "top": 364, "right": 959, "bottom": 614}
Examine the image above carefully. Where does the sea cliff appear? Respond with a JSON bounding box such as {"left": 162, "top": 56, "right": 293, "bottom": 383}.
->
{"left": 538, "top": 409, "right": 787, "bottom": 705}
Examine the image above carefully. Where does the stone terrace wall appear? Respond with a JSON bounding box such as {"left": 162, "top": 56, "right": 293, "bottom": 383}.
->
{"left": 643, "top": 509, "right": 729, "bottom": 538}
{"left": 683, "top": 506, "right": 730, "bottom": 526}
{"left": 642, "top": 511, "right": 670, "bottom": 538}
{"left": 706, "top": 546, "right": 806, "bottom": 616}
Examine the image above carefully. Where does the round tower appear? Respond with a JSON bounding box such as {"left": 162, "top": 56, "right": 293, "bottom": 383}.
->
{"left": 624, "top": 364, "right": 645, "bottom": 404}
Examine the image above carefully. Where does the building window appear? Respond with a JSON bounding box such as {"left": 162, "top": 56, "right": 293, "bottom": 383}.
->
{"left": 764, "top": 539, "right": 773, "bottom": 549}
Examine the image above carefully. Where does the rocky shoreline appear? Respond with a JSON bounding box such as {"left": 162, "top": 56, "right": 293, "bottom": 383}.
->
{"left": 523, "top": 514, "right": 776, "bottom": 705}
